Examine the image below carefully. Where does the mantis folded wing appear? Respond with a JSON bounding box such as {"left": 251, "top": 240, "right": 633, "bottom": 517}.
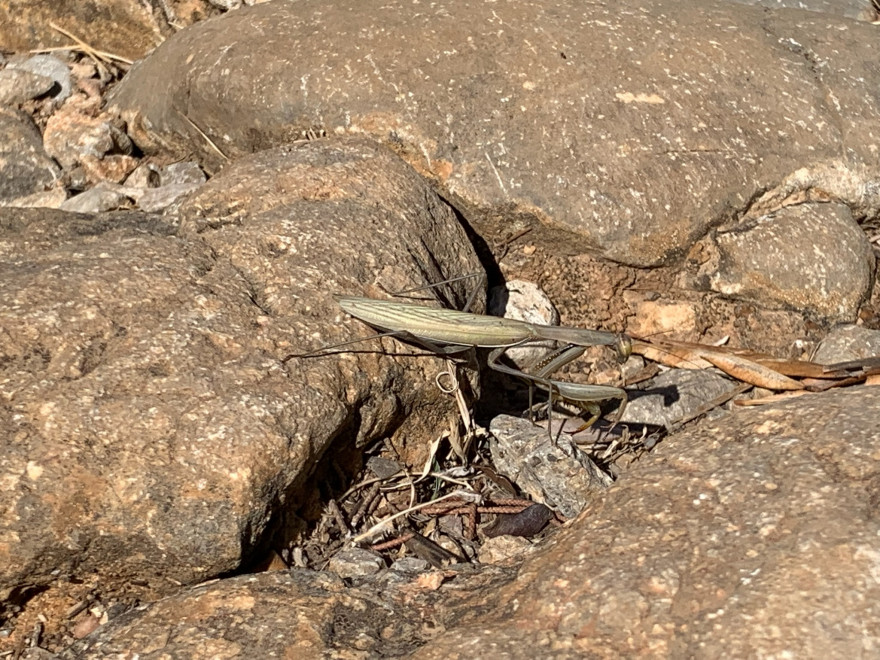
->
{"left": 336, "top": 296, "right": 631, "bottom": 354}
{"left": 333, "top": 296, "right": 630, "bottom": 434}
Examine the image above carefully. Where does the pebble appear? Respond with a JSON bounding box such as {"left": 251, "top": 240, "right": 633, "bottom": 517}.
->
{"left": 326, "top": 548, "right": 386, "bottom": 579}
{"left": 621, "top": 368, "right": 739, "bottom": 428}
{"left": 43, "top": 101, "right": 134, "bottom": 173}
{"left": 60, "top": 182, "right": 133, "bottom": 213}
{"left": 125, "top": 162, "right": 161, "bottom": 188}
{"left": 7, "top": 54, "right": 73, "bottom": 100}
{"left": 813, "top": 325, "right": 880, "bottom": 364}
{"left": 136, "top": 182, "right": 202, "bottom": 213}
{"left": 0, "top": 68, "right": 56, "bottom": 105}
{"left": 161, "top": 161, "right": 207, "bottom": 186}
{"left": 489, "top": 414, "right": 610, "bottom": 519}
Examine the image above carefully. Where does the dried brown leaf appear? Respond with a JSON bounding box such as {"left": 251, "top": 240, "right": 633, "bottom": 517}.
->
{"left": 752, "top": 358, "right": 846, "bottom": 379}
{"left": 630, "top": 340, "right": 712, "bottom": 369}
{"left": 635, "top": 338, "right": 805, "bottom": 390}
{"left": 699, "top": 351, "right": 804, "bottom": 390}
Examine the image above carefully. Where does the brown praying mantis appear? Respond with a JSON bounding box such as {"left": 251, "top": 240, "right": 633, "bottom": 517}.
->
{"left": 289, "top": 291, "right": 632, "bottom": 436}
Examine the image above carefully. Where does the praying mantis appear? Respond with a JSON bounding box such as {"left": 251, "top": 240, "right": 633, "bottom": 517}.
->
{"left": 292, "top": 292, "right": 632, "bottom": 435}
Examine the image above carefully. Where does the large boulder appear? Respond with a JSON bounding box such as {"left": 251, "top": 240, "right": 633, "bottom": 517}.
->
{"left": 110, "top": 0, "right": 880, "bottom": 269}
{"left": 0, "top": 137, "right": 480, "bottom": 602}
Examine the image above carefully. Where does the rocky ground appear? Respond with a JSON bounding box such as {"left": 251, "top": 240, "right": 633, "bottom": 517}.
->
{"left": 2, "top": 0, "right": 880, "bottom": 657}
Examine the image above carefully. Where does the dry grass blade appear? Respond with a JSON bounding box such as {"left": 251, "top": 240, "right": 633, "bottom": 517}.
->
{"left": 637, "top": 337, "right": 868, "bottom": 380}
{"left": 37, "top": 23, "right": 134, "bottom": 65}
{"left": 636, "top": 337, "right": 805, "bottom": 389}
{"left": 178, "top": 111, "right": 230, "bottom": 163}
{"left": 351, "top": 490, "right": 481, "bottom": 545}
{"left": 752, "top": 358, "right": 849, "bottom": 379}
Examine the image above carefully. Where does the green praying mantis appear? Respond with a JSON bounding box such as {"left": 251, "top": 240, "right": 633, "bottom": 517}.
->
{"left": 289, "top": 288, "right": 632, "bottom": 437}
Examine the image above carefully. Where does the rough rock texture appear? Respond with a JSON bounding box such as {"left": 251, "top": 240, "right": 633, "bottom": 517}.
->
{"left": 0, "top": 67, "right": 56, "bottom": 106}
{"left": 110, "top": 0, "right": 880, "bottom": 268}
{"left": 0, "top": 0, "right": 212, "bottom": 61}
{"left": 488, "top": 279, "right": 559, "bottom": 367}
{"left": 0, "top": 108, "right": 60, "bottom": 202}
{"left": 174, "top": 136, "right": 484, "bottom": 462}
{"left": 58, "top": 181, "right": 134, "bottom": 213}
{"left": 7, "top": 55, "right": 73, "bottom": 102}
{"left": 815, "top": 324, "right": 880, "bottom": 363}
{"left": 60, "top": 566, "right": 514, "bottom": 659}
{"left": 415, "top": 387, "right": 880, "bottom": 658}
{"left": 727, "top": 0, "right": 878, "bottom": 20}
{"left": 0, "top": 137, "right": 481, "bottom": 600}
{"left": 490, "top": 415, "right": 611, "bottom": 519}
{"left": 704, "top": 202, "right": 875, "bottom": 321}
{"left": 55, "top": 387, "right": 880, "bottom": 658}
{"left": 43, "top": 97, "right": 136, "bottom": 183}
{"left": 622, "top": 368, "right": 739, "bottom": 427}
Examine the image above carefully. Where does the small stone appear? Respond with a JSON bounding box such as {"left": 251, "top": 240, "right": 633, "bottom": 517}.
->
{"left": 136, "top": 183, "right": 202, "bottom": 213}
{"left": 7, "top": 54, "right": 72, "bottom": 100}
{"left": 367, "top": 455, "right": 402, "bottom": 479}
{"left": 414, "top": 572, "right": 446, "bottom": 590}
{"left": 80, "top": 154, "right": 140, "bottom": 185}
{"left": 69, "top": 60, "right": 98, "bottom": 80}
{"left": 71, "top": 613, "right": 101, "bottom": 639}
{"left": 489, "top": 414, "right": 611, "bottom": 519}
{"left": 60, "top": 182, "right": 133, "bottom": 213}
{"left": 326, "top": 548, "right": 386, "bottom": 578}
{"left": 628, "top": 300, "right": 699, "bottom": 338}
{"left": 482, "top": 503, "right": 554, "bottom": 538}
{"left": 621, "top": 368, "right": 739, "bottom": 428}
{"left": 76, "top": 76, "right": 105, "bottom": 99}
{"left": 813, "top": 325, "right": 880, "bottom": 365}
{"left": 161, "top": 161, "right": 207, "bottom": 186}
{"left": 44, "top": 103, "right": 134, "bottom": 173}
{"left": 478, "top": 535, "right": 534, "bottom": 564}
{"left": 0, "top": 68, "right": 55, "bottom": 105}
{"left": 125, "top": 162, "right": 161, "bottom": 188}
{"left": 390, "top": 557, "right": 431, "bottom": 573}
{"left": 488, "top": 279, "right": 559, "bottom": 367}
